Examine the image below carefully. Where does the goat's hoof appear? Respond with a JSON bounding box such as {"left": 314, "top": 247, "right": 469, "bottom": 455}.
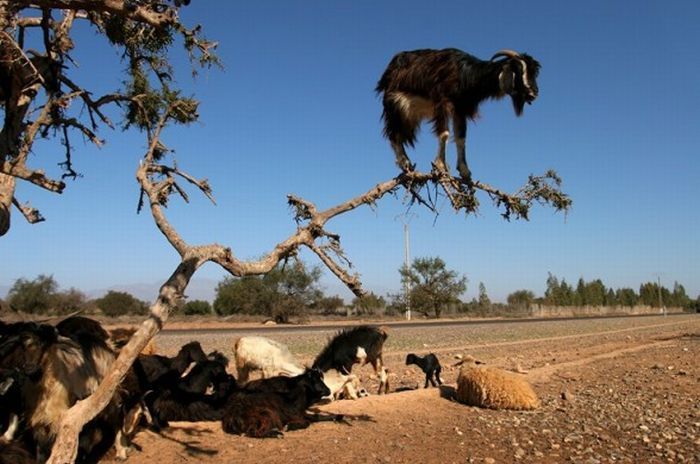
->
{"left": 432, "top": 160, "right": 448, "bottom": 173}
{"left": 458, "top": 171, "right": 473, "bottom": 186}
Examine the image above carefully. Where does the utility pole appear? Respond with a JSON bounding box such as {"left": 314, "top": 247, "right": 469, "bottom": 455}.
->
{"left": 657, "top": 275, "right": 666, "bottom": 316}
{"left": 404, "top": 222, "right": 411, "bottom": 321}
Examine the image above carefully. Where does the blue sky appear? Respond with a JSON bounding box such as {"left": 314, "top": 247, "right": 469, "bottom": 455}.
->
{"left": 1, "top": 1, "right": 699, "bottom": 303}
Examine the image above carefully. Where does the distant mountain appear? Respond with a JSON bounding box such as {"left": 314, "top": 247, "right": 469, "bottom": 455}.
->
{"left": 89, "top": 278, "right": 219, "bottom": 303}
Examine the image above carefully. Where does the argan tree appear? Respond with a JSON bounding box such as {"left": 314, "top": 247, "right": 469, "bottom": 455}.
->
{"left": 0, "top": 1, "right": 571, "bottom": 462}
{"left": 400, "top": 256, "right": 468, "bottom": 318}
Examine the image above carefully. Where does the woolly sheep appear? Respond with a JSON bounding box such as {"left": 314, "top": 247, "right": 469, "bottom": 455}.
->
{"left": 456, "top": 364, "right": 540, "bottom": 410}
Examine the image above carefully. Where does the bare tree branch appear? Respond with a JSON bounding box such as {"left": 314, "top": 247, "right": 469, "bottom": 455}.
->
{"left": 12, "top": 195, "right": 45, "bottom": 223}
{"left": 17, "top": 0, "right": 179, "bottom": 28}
{"left": 0, "top": 161, "right": 66, "bottom": 192}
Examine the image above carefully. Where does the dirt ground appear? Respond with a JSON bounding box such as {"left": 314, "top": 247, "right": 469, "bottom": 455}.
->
{"left": 105, "top": 315, "right": 700, "bottom": 463}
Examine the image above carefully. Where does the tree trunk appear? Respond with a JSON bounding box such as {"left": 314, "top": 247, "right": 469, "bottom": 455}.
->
{"left": 46, "top": 257, "right": 198, "bottom": 464}
{"left": 0, "top": 173, "right": 14, "bottom": 236}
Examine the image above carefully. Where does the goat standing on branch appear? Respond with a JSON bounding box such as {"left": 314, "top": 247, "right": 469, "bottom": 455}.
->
{"left": 376, "top": 48, "right": 541, "bottom": 184}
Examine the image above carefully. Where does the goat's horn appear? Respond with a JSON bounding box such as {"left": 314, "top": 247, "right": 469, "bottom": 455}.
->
{"left": 491, "top": 49, "right": 521, "bottom": 61}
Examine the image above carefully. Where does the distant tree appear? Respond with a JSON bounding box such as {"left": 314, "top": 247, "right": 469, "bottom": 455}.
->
{"left": 615, "top": 288, "right": 638, "bottom": 307}
{"left": 478, "top": 282, "right": 491, "bottom": 308}
{"left": 544, "top": 273, "right": 574, "bottom": 306}
{"left": 385, "top": 291, "right": 407, "bottom": 316}
{"left": 605, "top": 288, "right": 617, "bottom": 306}
{"left": 213, "top": 275, "right": 272, "bottom": 316}
{"left": 507, "top": 289, "right": 535, "bottom": 310}
{"left": 352, "top": 292, "right": 386, "bottom": 315}
{"left": 213, "top": 260, "right": 323, "bottom": 323}
{"left": 400, "top": 257, "right": 467, "bottom": 318}
{"left": 313, "top": 295, "right": 345, "bottom": 315}
{"left": 51, "top": 288, "right": 87, "bottom": 315}
{"left": 7, "top": 275, "right": 58, "bottom": 313}
{"left": 182, "top": 300, "right": 212, "bottom": 315}
{"left": 691, "top": 295, "right": 700, "bottom": 313}
{"left": 670, "top": 282, "right": 691, "bottom": 308}
{"left": 574, "top": 277, "right": 586, "bottom": 306}
{"left": 95, "top": 291, "right": 148, "bottom": 317}
{"left": 639, "top": 282, "right": 671, "bottom": 307}
{"left": 584, "top": 279, "right": 607, "bottom": 306}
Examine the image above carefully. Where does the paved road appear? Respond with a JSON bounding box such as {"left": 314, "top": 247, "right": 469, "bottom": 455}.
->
{"left": 160, "top": 312, "right": 689, "bottom": 336}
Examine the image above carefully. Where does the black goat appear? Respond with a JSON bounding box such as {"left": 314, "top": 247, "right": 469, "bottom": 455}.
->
{"left": 222, "top": 368, "right": 339, "bottom": 438}
{"left": 376, "top": 48, "right": 541, "bottom": 184}
{"left": 406, "top": 353, "right": 443, "bottom": 388}
{"left": 0, "top": 440, "right": 37, "bottom": 464}
{"left": 176, "top": 351, "right": 229, "bottom": 395}
{"left": 136, "top": 340, "right": 207, "bottom": 386}
{"left": 145, "top": 374, "right": 237, "bottom": 429}
{"left": 312, "top": 325, "right": 389, "bottom": 394}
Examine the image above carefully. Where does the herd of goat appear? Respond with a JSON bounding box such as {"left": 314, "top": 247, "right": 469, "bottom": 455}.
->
{"left": 0, "top": 44, "right": 541, "bottom": 463}
{"left": 0, "top": 316, "right": 445, "bottom": 463}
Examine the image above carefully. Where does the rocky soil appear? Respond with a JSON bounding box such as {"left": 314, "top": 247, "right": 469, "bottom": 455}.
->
{"left": 104, "top": 314, "right": 700, "bottom": 463}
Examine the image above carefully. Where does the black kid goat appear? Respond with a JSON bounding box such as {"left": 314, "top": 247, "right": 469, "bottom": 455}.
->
{"left": 405, "top": 353, "right": 443, "bottom": 388}
{"left": 376, "top": 48, "right": 541, "bottom": 184}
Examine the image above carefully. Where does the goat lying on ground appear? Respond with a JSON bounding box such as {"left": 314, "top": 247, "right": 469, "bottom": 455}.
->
{"left": 176, "top": 351, "right": 229, "bottom": 395}
{"left": 320, "top": 368, "right": 368, "bottom": 400}
{"left": 313, "top": 325, "right": 390, "bottom": 394}
{"left": 233, "top": 336, "right": 305, "bottom": 384}
{"left": 376, "top": 48, "right": 541, "bottom": 184}
{"left": 137, "top": 340, "right": 207, "bottom": 386}
{"left": 0, "top": 318, "right": 127, "bottom": 462}
{"left": 0, "top": 440, "right": 37, "bottom": 464}
{"left": 406, "top": 353, "right": 443, "bottom": 388}
{"left": 145, "top": 374, "right": 237, "bottom": 429}
{"left": 222, "top": 368, "right": 342, "bottom": 438}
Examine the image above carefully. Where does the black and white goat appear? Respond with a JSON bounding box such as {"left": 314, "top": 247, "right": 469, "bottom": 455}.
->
{"left": 222, "top": 368, "right": 340, "bottom": 438}
{"left": 376, "top": 48, "right": 541, "bottom": 183}
{"left": 406, "top": 353, "right": 443, "bottom": 388}
{"left": 312, "top": 325, "right": 389, "bottom": 394}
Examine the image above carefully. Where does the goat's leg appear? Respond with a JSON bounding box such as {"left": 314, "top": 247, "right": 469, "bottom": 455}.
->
{"left": 372, "top": 357, "right": 389, "bottom": 394}
{"left": 432, "top": 105, "right": 450, "bottom": 172}
{"left": 428, "top": 370, "right": 438, "bottom": 387}
{"left": 453, "top": 115, "right": 472, "bottom": 184}
{"left": 435, "top": 366, "right": 443, "bottom": 385}
{"left": 391, "top": 140, "right": 414, "bottom": 173}
{"left": 424, "top": 373, "right": 430, "bottom": 389}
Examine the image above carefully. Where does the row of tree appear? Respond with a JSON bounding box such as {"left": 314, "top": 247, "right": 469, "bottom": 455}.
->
{"left": 539, "top": 273, "right": 693, "bottom": 309}
{"left": 3, "top": 264, "right": 698, "bottom": 319}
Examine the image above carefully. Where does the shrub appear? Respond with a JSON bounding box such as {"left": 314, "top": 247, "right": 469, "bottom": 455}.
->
{"left": 95, "top": 291, "right": 149, "bottom": 317}
{"left": 183, "top": 300, "right": 212, "bottom": 315}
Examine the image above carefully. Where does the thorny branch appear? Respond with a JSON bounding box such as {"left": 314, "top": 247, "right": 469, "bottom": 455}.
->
{"left": 12, "top": 196, "right": 44, "bottom": 223}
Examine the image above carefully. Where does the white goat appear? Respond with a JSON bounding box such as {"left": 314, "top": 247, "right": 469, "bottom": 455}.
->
{"left": 321, "top": 368, "right": 368, "bottom": 401}
{"left": 233, "top": 336, "right": 305, "bottom": 384}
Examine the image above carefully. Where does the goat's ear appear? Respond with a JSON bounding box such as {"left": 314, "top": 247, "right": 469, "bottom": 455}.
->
{"left": 498, "top": 64, "right": 515, "bottom": 94}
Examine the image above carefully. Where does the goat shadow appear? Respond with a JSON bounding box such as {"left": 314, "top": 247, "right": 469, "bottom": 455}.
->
{"left": 439, "top": 385, "right": 457, "bottom": 401}
{"left": 154, "top": 425, "right": 219, "bottom": 457}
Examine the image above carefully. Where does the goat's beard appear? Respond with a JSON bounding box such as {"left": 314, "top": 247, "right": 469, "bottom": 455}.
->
{"left": 511, "top": 95, "right": 526, "bottom": 116}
